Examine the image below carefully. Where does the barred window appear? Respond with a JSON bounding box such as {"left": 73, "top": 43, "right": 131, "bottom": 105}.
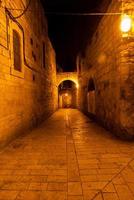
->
{"left": 13, "top": 30, "right": 21, "bottom": 72}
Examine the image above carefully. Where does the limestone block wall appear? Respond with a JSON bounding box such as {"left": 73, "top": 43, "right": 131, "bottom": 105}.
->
{"left": 77, "top": 0, "right": 134, "bottom": 139}
{"left": 0, "top": 0, "right": 58, "bottom": 148}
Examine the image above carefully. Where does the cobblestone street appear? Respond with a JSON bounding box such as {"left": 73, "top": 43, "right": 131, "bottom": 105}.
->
{"left": 0, "top": 109, "right": 134, "bottom": 200}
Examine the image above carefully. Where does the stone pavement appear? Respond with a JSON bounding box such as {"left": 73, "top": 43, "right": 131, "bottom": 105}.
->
{"left": 0, "top": 109, "right": 134, "bottom": 200}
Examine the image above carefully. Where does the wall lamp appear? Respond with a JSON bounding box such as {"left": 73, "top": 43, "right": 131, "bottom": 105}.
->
{"left": 120, "top": 14, "right": 132, "bottom": 33}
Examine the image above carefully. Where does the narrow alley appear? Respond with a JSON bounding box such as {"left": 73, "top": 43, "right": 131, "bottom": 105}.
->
{"left": 0, "top": 109, "right": 134, "bottom": 200}
{"left": 0, "top": 0, "right": 134, "bottom": 199}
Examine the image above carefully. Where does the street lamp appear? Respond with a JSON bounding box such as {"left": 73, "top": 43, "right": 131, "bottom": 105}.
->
{"left": 120, "top": 14, "right": 132, "bottom": 33}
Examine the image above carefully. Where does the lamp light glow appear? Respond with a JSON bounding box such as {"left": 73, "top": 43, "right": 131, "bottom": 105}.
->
{"left": 121, "top": 15, "right": 132, "bottom": 33}
{"left": 76, "top": 83, "right": 79, "bottom": 89}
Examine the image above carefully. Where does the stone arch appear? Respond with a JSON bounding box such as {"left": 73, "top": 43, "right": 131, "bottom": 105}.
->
{"left": 57, "top": 73, "right": 78, "bottom": 109}
{"left": 56, "top": 72, "right": 78, "bottom": 87}
{"left": 58, "top": 78, "right": 77, "bottom": 87}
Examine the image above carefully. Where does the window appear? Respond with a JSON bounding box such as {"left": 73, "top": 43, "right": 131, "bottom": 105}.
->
{"left": 88, "top": 78, "right": 95, "bottom": 92}
{"left": 13, "top": 30, "right": 21, "bottom": 72}
{"left": 32, "top": 51, "right": 37, "bottom": 62}
{"left": 87, "top": 78, "right": 96, "bottom": 114}
{"left": 11, "top": 21, "right": 24, "bottom": 78}
{"left": 42, "top": 42, "right": 46, "bottom": 68}
{"left": 30, "top": 38, "right": 33, "bottom": 45}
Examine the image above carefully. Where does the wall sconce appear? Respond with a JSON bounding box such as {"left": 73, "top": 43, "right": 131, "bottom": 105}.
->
{"left": 120, "top": 14, "right": 132, "bottom": 33}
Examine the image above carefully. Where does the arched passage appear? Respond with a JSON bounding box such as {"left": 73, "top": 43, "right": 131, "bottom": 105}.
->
{"left": 58, "top": 80, "right": 77, "bottom": 108}
{"left": 87, "top": 78, "right": 96, "bottom": 114}
{"left": 57, "top": 72, "right": 78, "bottom": 88}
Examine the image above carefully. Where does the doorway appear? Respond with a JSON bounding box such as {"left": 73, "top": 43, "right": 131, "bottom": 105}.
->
{"left": 87, "top": 78, "right": 96, "bottom": 114}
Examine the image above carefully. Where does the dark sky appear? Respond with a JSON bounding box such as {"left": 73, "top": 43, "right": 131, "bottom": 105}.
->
{"left": 41, "top": 0, "right": 110, "bottom": 71}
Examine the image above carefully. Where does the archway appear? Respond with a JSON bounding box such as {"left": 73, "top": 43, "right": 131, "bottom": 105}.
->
{"left": 87, "top": 78, "right": 96, "bottom": 114}
{"left": 57, "top": 72, "right": 78, "bottom": 88}
{"left": 58, "top": 80, "right": 77, "bottom": 108}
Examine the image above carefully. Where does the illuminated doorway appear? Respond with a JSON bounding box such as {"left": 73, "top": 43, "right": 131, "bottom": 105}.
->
{"left": 58, "top": 80, "right": 77, "bottom": 108}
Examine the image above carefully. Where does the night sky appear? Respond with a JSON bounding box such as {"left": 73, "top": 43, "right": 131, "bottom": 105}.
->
{"left": 41, "top": 0, "right": 111, "bottom": 71}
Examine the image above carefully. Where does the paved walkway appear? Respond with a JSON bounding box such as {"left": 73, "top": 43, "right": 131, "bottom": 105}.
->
{"left": 0, "top": 109, "right": 134, "bottom": 200}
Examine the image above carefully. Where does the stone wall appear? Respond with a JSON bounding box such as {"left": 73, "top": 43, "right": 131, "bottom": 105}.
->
{"left": 77, "top": 0, "right": 134, "bottom": 139}
{"left": 0, "top": 0, "right": 58, "bottom": 148}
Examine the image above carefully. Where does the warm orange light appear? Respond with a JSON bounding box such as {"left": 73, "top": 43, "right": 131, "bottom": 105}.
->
{"left": 76, "top": 83, "right": 79, "bottom": 89}
{"left": 65, "top": 93, "right": 68, "bottom": 97}
{"left": 121, "top": 15, "right": 132, "bottom": 33}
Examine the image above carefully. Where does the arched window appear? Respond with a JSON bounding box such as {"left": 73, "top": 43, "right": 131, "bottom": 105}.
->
{"left": 13, "top": 30, "right": 21, "bottom": 71}
{"left": 88, "top": 78, "right": 95, "bottom": 92}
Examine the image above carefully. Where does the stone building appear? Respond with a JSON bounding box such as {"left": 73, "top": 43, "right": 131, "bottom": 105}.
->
{"left": 77, "top": 0, "right": 134, "bottom": 139}
{"left": 0, "top": 0, "right": 58, "bottom": 148}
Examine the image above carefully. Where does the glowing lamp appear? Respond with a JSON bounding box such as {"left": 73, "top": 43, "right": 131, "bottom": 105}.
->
{"left": 121, "top": 15, "right": 132, "bottom": 33}
{"left": 65, "top": 93, "right": 68, "bottom": 97}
